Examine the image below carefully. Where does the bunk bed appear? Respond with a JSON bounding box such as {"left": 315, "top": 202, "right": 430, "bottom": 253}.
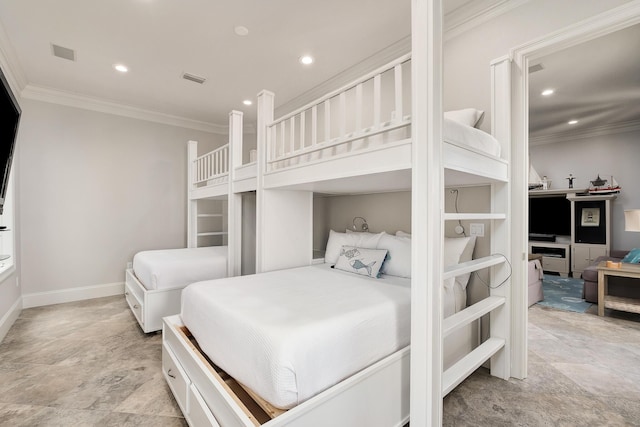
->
{"left": 126, "top": 112, "right": 257, "bottom": 333}
{"left": 161, "top": 53, "right": 511, "bottom": 426}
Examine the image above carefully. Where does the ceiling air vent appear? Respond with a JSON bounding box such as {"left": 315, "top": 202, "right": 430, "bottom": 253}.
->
{"left": 528, "top": 63, "right": 544, "bottom": 74}
{"left": 51, "top": 44, "right": 76, "bottom": 61}
{"left": 182, "top": 72, "right": 206, "bottom": 84}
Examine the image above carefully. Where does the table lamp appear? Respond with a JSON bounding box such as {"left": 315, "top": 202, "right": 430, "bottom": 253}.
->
{"left": 624, "top": 209, "right": 640, "bottom": 232}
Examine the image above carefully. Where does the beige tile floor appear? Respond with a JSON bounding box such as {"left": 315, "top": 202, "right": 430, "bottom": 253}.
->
{"left": 0, "top": 296, "right": 185, "bottom": 426}
{"left": 1, "top": 295, "right": 639, "bottom": 426}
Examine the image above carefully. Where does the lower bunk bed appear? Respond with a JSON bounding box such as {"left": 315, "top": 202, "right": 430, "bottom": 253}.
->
{"left": 162, "top": 234, "right": 477, "bottom": 426}
{"left": 125, "top": 246, "right": 228, "bottom": 333}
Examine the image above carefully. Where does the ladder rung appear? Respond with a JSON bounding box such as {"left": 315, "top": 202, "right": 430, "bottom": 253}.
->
{"left": 442, "top": 337, "right": 505, "bottom": 396}
{"left": 443, "top": 254, "right": 505, "bottom": 280}
{"left": 444, "top": 213, "right": 506, "bottom": 221}
{"left": 443, "top": 296, "right": 505, "bottom": 338}
{"left": 197, "top": 232, "right": 228, "bottom": 237}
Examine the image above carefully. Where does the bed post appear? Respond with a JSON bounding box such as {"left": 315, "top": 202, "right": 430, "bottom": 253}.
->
{"left": 411, "top": 0, "right": 444, "bottom": 425}
{"left": 187, "top": 140, "right": 198, "bottom": 248}
{"left": 256, "top": 90, "right": 274, "bottom": 273}
{"left": 228, "top": 111, "right": 243, "bottom": 277}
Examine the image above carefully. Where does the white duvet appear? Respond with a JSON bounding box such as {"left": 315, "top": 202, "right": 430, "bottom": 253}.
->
{"left": 181, "top": 264, "right": 412, "bottom": 409}
{"left": 132, "top": 246, "right": 227, "bottom": 290}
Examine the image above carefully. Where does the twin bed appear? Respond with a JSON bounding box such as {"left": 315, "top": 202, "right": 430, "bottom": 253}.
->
{"left": 125, "top": 246, "right": 227, "bottom": 333}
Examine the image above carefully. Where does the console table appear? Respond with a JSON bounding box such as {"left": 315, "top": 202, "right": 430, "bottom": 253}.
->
{"left": 597, "top": 261, "right": 640, "bottom": 316}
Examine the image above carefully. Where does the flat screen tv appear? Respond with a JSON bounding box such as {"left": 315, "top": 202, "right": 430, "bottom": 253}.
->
{"left": 529, "top": 195, "right": 571, "bottom": 238}
{"left": 0, "top": 68, "right": 20, "bottom": 215}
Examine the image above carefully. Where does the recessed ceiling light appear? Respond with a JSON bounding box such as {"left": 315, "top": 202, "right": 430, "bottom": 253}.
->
{"left": 114, "top": 64, "right": 128, "bottom": 73}
{"left": 541, "top": 89, "right": 554, "bottom": 96}
{"left": 243, "top": 100, "right": 252, "bottom": 106}
{"left": 299, "top": 55, "right": 314, "bottom": 65}
{"left": 234, "top": 26, "right": 249, "bottom": 36}
{"left": 568, "top": 120, "right": 578, "bottom": 125}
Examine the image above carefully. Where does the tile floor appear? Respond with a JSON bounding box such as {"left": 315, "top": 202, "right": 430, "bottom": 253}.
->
{"left": 1, "top": 296, "right": 639, "bottom": 426}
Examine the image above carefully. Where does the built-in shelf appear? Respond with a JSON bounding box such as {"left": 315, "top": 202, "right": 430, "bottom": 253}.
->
{"left": 444, "top": 213, "right": 506, "bottom": 221}
{"left": 197, "top": 214, "right": 223, "bottom": 218}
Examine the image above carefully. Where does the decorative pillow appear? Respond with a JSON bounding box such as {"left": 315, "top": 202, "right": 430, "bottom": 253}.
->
{"left": 395, "top": 230, "right": 411, "bottom": 238}
{"left": 453, "top": 236, "right": 476, "bottom": 289}
{"left": 325, "top": 230, "right": 384, "bottom": 264}
{"left": 622, "top": 248, "right": 640, "bottom": 264}
{"left": 444, "top": 236, "right": 474, "bottom": 289}
{"left": 334, "top": 246, "right": 388, "bottom": 278}
{"left": 444, "top": 108, "right": 485, "bottom": 128}
{"left": 378, "top": 233, "right": 412, "bottom": 278}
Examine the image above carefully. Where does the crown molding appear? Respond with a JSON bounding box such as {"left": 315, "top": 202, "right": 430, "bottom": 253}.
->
{"left": 444, "top": 0, "right": 531, "bottom": 41}
{"left": 530, "top": 120, "right": 640, "bottom": 146}
{"left": 21, "top": 84, "right": 227, "bottom": 134}
{"left": 0, "top": 21, "right": 27, "bottom": 98}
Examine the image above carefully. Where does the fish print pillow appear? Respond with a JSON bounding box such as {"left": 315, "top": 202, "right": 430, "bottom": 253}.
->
{"left": 334, "top": 246, "right": 388, "bottom": 278}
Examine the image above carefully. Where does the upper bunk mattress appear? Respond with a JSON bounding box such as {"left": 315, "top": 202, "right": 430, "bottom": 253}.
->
{"left": 181, "top": 263, "right": 411, "bottom": 409}
{"left": 132, "top": 246, "right": 227, "bottom": 291}
{"left": 443, "top": 118, "right": 501, "bottom": 157}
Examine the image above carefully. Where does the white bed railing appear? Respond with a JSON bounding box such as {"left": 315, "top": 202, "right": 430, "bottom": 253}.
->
{"left": 192, "top": 143, "right": 229, "bottom": 186}
{"left": 266, "top": 54, "right": 412, "bottom": 172}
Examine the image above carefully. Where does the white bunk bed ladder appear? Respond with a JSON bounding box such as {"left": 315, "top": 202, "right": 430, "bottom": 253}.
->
{"left": 441, "top": 214, "right": 510, "bottom": 395}
{"left": 265, "top": 54, "right": 411, "bottom": 173}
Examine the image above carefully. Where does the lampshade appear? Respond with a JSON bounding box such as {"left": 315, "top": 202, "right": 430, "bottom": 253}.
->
{"left": 624, "top": 209, "right": 640, "bottom": 232}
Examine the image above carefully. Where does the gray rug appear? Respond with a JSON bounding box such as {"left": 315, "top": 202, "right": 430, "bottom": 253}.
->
{"left": 536, "top": 274, "right": 592, "bottom": 313}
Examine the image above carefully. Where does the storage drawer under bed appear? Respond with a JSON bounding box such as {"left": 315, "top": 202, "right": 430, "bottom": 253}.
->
{"left": 124, "top": 281, "right": 144, "bottom": 326}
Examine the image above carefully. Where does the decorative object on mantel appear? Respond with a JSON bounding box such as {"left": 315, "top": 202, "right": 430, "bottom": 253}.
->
{"left": 541, "top": 176, "right": 550, "bottom": 190}
{"left": 528, "top": 164, "right": 544, "bottom": 190}
{"left": 566, "top": 174, "right": 575, "bottom": 189}
{"left": 588, "top": 174, "right": 621, "bottom": 195}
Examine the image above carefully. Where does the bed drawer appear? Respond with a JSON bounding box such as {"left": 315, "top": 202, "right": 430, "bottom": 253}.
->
{"left": 124, "top": 283, "right": 144, "bottom": 325}
{"left": 163, "top": 343, "right": 190, "bottom": 414}
{"left": 188, "top": 383, "right": 221, "bottom": 427}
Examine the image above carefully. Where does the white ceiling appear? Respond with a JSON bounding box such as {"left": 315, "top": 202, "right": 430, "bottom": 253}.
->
{"left": 529, "top": 23, "right": 640, "bottom": 143}
{"left": 2, "top": 1, "right": 635, "bottom": 138}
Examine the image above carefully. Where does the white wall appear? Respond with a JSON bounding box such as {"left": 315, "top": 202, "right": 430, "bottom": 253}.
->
{"left": 444, "top": 0, "right": 632, "bottom": 133}
{"left": 17, "top": 99, "right": 225, "bottom": 302}
{"left": 530, "top": 129, "right": 640, "bottom": 250}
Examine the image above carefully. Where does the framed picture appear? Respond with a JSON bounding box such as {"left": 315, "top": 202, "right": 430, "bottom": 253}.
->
{"left": 581, "top": 207, "right": 600, "bottom": 227}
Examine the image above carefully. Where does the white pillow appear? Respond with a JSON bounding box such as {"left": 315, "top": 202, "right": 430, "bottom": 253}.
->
{"left": 377, "top": 233, "right": 412, "bottom": 278}
{"left": 395, "top": 230, "right": 411, "bottom": 238}
{"left": 444, "top": 108, "right": 484, "bottom": 128}
{"left": 334, "top": 246, "right": 388, "bottom": 278}
{"left": 325, "top": 230, "right": 383, "bottom": 264}
{"left": 444, "top": 236, "right": 476, "bottom": 290}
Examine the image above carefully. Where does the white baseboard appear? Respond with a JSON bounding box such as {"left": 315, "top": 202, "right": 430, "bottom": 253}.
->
{"left": 0, "top": 298, "right": 22, "bottom": 344}
{"left": 22, "top": 281, "right": 125, "bottom": 309}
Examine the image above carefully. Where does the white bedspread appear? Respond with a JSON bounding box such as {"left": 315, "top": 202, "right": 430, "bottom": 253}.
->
{"left": 132, "top": 246, "right": 227, "bottom": 291}
{"left": 182, "top": 264, "right": 443, "bottom": 409}
{"left": 444, "top": 118, "right": 501, "bottom": 157}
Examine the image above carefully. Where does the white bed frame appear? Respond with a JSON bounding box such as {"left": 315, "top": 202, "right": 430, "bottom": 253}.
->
{"left": 162, "top": 10, "right": 516, "bottom": 424}
{"left": 125, "top": 268, "right": 184, "bottom": 334}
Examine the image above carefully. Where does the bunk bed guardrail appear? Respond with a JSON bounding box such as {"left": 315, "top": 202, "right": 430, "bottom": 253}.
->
{"left": 266, "top": 54, "right": 412, "bottom": 172}
{"left": 192, "top": 143, "right": 230, "bottom": 187}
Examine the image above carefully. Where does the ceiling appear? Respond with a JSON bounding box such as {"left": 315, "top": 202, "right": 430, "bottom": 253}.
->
{"left": 1, "top": 1, "right": 636, "bottom": 138}
{"left": 529, "top": 23, "right": 640, "bottom": 143}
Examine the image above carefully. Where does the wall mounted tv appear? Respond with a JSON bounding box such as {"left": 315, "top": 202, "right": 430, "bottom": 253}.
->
{"left": 0, "top": 68, "right": 20, "bottom": 215}
{"left": 529, "top": 195, "right": 571, "bottom": 239}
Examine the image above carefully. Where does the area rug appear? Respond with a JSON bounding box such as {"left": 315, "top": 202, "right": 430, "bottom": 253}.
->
{"left": 536, "top": 274, "right": 592, "bottom": 313}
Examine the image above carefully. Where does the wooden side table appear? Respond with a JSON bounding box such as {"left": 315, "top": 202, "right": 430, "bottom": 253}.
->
{"left": 597, "top": 261, "right": 640, "bottom": 316}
